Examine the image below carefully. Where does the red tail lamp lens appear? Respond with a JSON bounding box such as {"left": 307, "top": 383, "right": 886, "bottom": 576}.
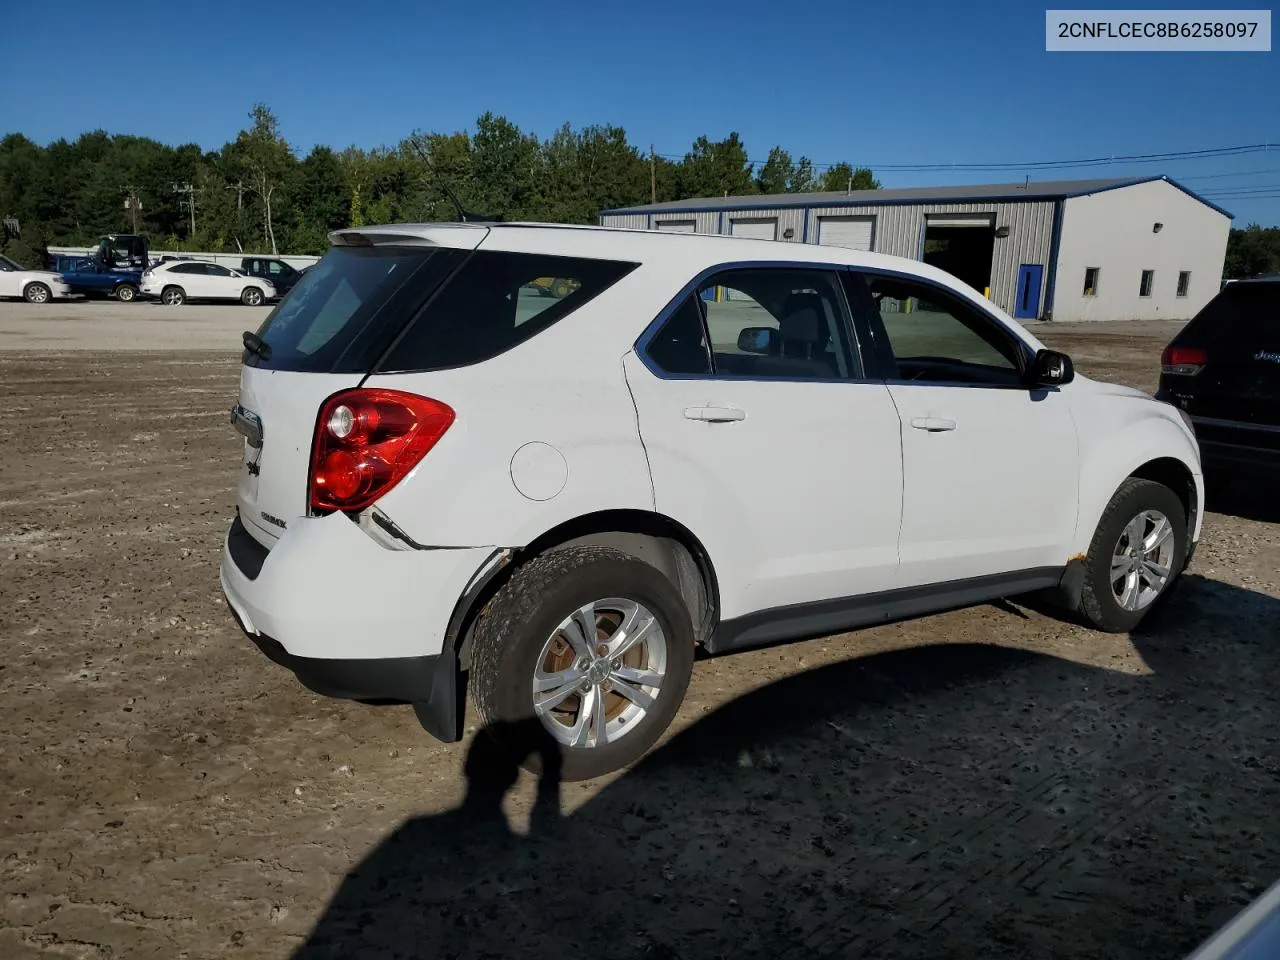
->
{"left": 1160, "top": 345, "right": 1207, "bottom": 374}
{"left": 309, "top": 389, "right": 454, "bottom": 512}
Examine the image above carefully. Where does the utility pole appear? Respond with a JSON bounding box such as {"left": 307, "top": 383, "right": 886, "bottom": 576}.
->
{"left": 173, "top": 182, "right": 198, "bottom": 237}
{"left": 649, "top": 144, "right": 656, "bottom": 203}
{"left": 121, "top": 186, "right": 142, "bottom": 233}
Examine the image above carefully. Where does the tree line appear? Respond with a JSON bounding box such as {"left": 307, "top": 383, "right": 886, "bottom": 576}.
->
{"left": 0, "top": 104, "right": 878, "bottom": 266}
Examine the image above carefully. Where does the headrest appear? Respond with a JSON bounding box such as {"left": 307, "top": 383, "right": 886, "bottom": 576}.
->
{"left": 779, "top": 307, "right": 823, "bottom": 343}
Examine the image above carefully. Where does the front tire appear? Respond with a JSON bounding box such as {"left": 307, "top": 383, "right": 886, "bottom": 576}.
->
{"left": 23, "top": 282, "right": 51, "bottom": 304}
{"left": 469, "top": 546, "right": 695, "bottom": 781}
{"left": 1080, "top": 478, "right": 1187, "bottom": 632}
{"left": 241, "top": 286, "right": 264, "bottom": 306}
{"left": 161, "top": 286, "right": 186, "bottom": 306}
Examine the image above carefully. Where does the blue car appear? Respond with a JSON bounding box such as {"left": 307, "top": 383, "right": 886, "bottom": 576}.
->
{"left": 61, "top": 259, "right": 145, "bottom": 301}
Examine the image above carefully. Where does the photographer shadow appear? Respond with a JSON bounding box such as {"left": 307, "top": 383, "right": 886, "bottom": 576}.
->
{"left": 293, "top": 573, "right": 1280, "bottom": 960}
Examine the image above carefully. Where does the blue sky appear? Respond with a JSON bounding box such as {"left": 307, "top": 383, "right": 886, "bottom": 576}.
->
{"left": 2, "top": 0, "right": 1277, "bottom": 223}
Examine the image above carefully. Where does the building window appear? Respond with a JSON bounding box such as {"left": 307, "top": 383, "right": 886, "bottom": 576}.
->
{"left": 1083, "top": 267, "right": 1099, "bottom": 297}
{"left": 1177, "top": 271, "right": 1191, "bottom": 297}
{"left": 1139, "top": 270, "right": 1155, "bottom": 298}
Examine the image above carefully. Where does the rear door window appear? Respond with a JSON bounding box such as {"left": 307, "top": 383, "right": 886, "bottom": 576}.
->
{"left": 377, "top": 251, "right": 637, "bottom": 373}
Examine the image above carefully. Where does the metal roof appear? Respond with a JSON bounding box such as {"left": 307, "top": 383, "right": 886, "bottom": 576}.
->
{"left": 601, "top": 175, "right": 1233, "bottom": 219}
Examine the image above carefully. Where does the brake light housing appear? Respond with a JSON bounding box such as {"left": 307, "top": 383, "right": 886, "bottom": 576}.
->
{"left": 1161, "top": 345, "right": 1206, "bottom": 376}
{"left": 308, "top": 388, "right": 454, "bottom": 512}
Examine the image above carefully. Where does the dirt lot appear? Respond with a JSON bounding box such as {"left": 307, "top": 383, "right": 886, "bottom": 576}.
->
{"left": 1, "top": 307, "right": 1277, "bottom": 960}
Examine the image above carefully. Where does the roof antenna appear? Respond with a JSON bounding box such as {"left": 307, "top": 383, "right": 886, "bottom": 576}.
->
{"left": 405, "top": 137, "right": 503, "bottom": 223}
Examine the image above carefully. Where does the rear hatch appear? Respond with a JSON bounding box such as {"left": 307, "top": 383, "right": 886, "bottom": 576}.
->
{"left": 232, "top": 227, "right": 484, "bottom": 547}
{"left": 1161, "top": 280, "right": 1280, "bottom": 426}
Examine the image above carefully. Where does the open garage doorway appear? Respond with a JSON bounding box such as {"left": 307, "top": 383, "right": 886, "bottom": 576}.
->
{"left": 922, "top": 214, "right": 995, "bottom": 296}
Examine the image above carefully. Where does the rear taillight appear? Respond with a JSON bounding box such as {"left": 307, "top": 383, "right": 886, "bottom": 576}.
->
{"left": 308, "top": 389, "right": 454, "bottom": 512}
{"left": 1161, "top": 345, "right": 1207, "bottom": 376}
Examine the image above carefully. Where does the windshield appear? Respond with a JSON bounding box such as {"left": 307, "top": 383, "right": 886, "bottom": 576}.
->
{"left": 0, "top": 255, "right": 20, "bottom": 272}
{"left": 245, "top": 245, "right": 464, "bottom": 372}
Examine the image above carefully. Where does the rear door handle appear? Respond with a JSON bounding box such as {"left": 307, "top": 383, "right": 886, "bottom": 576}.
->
{"left": 684, "top": 405, "right": 746, "bottom": 423}
{"left": 910, "top": 416, "right": 957, "bottom": 432}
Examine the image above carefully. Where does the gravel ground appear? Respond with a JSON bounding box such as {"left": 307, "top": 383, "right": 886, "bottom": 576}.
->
{"left": 1, "top": 308, "right": 1277, "bottom": 960}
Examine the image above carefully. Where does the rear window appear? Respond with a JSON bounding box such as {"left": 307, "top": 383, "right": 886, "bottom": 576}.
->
{"left": 245, "top": 246, "right": 464, "bottom": 373}
{"left": 377, "top": 251, "right": 637, "bottom": 373}
{"left": 1178, "top": 281, "right": 1280, "bottom": 348}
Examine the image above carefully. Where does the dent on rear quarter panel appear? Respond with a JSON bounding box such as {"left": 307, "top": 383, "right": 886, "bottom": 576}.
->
{"left": 360, "top": 276, "right": 663, "bottom": 549}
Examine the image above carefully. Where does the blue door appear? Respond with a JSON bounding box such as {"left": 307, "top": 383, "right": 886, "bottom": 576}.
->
{"left": 1014, "top": 264, "right": 1043, "bottom": 319}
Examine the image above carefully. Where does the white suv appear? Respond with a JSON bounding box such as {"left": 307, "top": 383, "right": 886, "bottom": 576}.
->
{"left": 141, "top": 260, "right": 276, "bottom": 305}
{"left": 220, "top": 223, "right": 1203, "bottom": 780}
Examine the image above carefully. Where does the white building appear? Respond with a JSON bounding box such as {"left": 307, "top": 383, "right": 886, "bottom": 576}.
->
{"left": 599, "top": 176, "right": 1232, "bottom": 322}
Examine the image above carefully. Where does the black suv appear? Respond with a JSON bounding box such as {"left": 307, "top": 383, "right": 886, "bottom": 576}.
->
{"left": 1157, "top": 277, "right": 1280, "bottom": 476}
{"left": 240, "top": 257, "right": 305, "bottom": 297}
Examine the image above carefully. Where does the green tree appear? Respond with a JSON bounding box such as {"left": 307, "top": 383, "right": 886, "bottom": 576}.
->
{"left": 817, "top": 162, "right": 880, "bottom": 193}
{"left": 678, "top": 133, "right": 756, "bottom": 199}
{"left": 235, "top": 104, "right": 293, "bottom": 254}
{"left": 1224, "top": 224, "right": 1280, "bottom": 279}
{"left": 471, "top": 113, "right": 541, "bottom": 219}
{"left": 756, "top": 146, "right": 794, "bottom": 194}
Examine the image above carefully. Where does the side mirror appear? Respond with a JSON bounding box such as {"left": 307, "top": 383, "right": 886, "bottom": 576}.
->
{"left": 737, "top": 326, "right": 776, "bottom": 354}
{"left": 1030, "top": 348, "right": 1074, "bottom": 387}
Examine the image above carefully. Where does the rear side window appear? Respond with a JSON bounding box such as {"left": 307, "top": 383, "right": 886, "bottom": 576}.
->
{"left": 247, "top": 246, "right": 464, "bottom": 372}
{"left": 378, "top": 251, "right": 637, "bottom": 373}
{"left": 1176, "top": 281, "right": 1280, "bottom": 349}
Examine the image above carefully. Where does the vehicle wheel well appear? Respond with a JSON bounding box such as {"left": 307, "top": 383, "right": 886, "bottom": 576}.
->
{"left": 1129, "top": 457, "right": 1196, "bottom": 528}
{"left": 451, "top": 510, "right": 720, "bottom": 670}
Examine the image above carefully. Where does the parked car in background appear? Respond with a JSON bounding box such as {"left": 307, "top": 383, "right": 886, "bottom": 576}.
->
{"left": 0, "top": 254, "right": 71, "bottom": 303}
{"left": 61, "top": 259, "right": 144, "bottom": 301}
{"left": 241, "top": 256, "right": 305, "bottom": 297}
{"left": 141, "top": 260, "right": 275, "bottom": 306}
{"left": 1157, "top": 276, "right": 1280, "bottom": 478}
{"left": 220, "top": 223, "right": 1204, "bottom": 781}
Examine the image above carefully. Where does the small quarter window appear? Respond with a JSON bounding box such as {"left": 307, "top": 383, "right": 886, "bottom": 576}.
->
{"left": 1083, "top": 267, "right": 1099, "bottom": 297}
{"left": 647, "top": 297, "right": 712, "bottom": 375}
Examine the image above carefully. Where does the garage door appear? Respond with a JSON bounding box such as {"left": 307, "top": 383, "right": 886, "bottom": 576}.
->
{"left": 656, "top": 220, "right": 696, "bottom": 233}
{"left": 818, "top": 216, "right": 874, "bottom": 251}
{"left": 730, "top": 218, "right": 776, "bottom": 241}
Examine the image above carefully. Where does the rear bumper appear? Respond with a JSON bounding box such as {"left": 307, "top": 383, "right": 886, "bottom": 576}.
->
{"left": 220, "top": 512, "right": 501, "bottom": 738}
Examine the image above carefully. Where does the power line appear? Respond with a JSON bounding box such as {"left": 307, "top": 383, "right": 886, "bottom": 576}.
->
{"left": 655, "top": 140, "right": 1277, "bottom": 173}
{"left": 1179, "top": 166, "right": 1280, "bottom": 182}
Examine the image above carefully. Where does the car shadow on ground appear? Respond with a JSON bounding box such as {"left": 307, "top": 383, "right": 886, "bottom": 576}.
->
{"left": 291, "top": 574, "right": 1280, "bottom": 960}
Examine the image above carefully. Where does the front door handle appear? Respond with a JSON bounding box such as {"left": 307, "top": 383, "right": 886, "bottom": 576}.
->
{"left": 684, "top": 405, "right": 746, "bottom": 423}
{"left": 910, "top": 416, "right": 957, "bottom": 432}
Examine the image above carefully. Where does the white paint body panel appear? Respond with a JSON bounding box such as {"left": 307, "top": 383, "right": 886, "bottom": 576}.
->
{"left": 623, "top": 352, "right": 904, "bottom": 618}
{"left": 220, "top": 222, "right": 1203, "bottom": 666}
{"left": 888, "top": 384, "right": 1080, "bottom": 585}
{"left": 1055, "top": 180, "right": 1230, "bottom": 322}
{"left": 220, "top": 511, "right": 491, "bottom": 659}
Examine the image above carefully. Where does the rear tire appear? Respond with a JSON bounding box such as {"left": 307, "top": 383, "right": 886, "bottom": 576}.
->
{"left": 469, "top": 546, "right": 695, "bottom": 781}
{"left": 241, "top": 286, "right": 264, "bottom": 306}
{"left": 161, "top": 286, "right": 186, "bottom": 306}
{"left": 1080, "top": 478, "right": 1187, "bottom": 633}
{"left": 23, "top": 282, "right": 51, "bottom": 304}
{"left": 114, "top": 284, "right": 137, "bottom": 302}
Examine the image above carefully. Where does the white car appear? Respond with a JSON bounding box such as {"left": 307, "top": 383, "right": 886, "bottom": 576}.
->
{"left": 220, "top": 223, "right": 1203, "bottom": 780}
{"left": 0, "top": 254, "right": 71, "bottom": 303}
{"left": 140, "top": 259, "right": 276, "bottom": 306}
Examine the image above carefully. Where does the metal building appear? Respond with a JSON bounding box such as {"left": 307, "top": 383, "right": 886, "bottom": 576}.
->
{"left": 599, "top": 176, "right": 1232, "bottom": 322}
